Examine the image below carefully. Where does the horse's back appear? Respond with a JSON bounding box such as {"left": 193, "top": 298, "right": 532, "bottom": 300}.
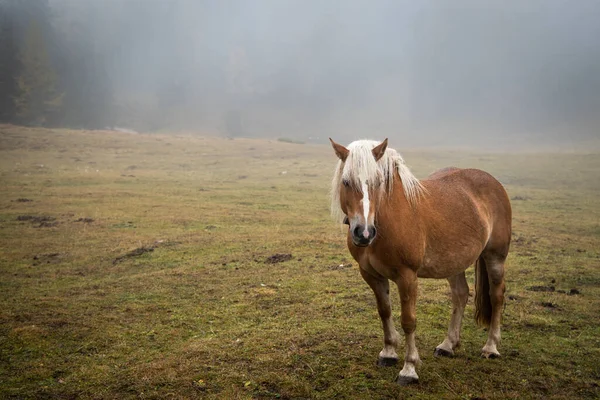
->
{"left": 427, "top": 166, "right": 461, "bottom": 180}
{"left": 426, "top": 167, "right": 508, "bottom": 205}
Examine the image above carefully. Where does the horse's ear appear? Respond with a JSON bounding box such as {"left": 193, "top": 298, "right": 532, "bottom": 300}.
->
{"left": 372, "top": 138, "right": 388, "bottom": 161}
{"left": 329, "top": 138, "right": 349, "bottom": 162}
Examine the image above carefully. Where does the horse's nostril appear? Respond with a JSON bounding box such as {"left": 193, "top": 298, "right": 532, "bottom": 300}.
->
{"left": 352, "top": 224, "right": 376, "bottom": 244}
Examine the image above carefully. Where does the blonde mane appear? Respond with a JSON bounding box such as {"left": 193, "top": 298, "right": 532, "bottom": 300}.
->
{"left": 330, "top": 140, "right": 425, "bottom": 223}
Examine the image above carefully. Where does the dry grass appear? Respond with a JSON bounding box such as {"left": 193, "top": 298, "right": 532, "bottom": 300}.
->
{"left": 0, "top": 125, "right": 599, "bottom": 399}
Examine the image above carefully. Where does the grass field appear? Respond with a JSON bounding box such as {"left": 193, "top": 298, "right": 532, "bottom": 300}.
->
{"left": 0, "top": 124, "right": 599, "bottom": 399}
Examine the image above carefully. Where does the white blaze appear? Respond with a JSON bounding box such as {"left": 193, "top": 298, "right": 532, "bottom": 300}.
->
{"left": 361, "top": 181, "right": 370, "bottom": 238}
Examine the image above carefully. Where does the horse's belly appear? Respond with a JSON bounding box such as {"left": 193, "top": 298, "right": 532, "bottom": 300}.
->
{"left": 418, "top": 250, "right": 480, "bottom": 279}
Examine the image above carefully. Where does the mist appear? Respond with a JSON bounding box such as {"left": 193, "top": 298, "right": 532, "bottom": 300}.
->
{"left": 2, "top": 0, "right": 599, "bottom": 149}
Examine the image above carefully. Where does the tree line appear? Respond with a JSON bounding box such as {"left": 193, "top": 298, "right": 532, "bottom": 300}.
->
{"left": 0, "top": 0, "right": 312, "bottom": 134}
{"left": 0, "top": 0, "right": 112, "bottom": 128}
{"left": 1, "top": 0, "right": 598, "bottom": 143}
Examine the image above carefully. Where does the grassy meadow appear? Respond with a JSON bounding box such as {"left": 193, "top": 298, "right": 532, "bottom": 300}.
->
{"left": 0, "top": 125, "right": 599, "bottom": 399}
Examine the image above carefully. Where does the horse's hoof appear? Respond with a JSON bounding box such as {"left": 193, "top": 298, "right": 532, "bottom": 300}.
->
{"left": 377, "top": 357, "right": 398, "bottom": 367}
{"left": 395, "top": 375, "right": 419, "bottom": 386}
{"left": 433, "top": 348, "right": 454, "bottom": 358}
{"left": 481, "top": 352, "right": 500, "bottom": 359}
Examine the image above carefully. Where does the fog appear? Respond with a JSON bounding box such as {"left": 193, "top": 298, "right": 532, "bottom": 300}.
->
{"left": 3, "top": 0, "right": 600, "bottom": 149}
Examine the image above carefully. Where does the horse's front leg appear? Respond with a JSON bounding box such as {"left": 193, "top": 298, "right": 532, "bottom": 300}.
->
{"left": 395, "top": 268, "right": 420, "bottom": 385}
{"left": 359, "top": 267, "right": 400, "bottom": 366}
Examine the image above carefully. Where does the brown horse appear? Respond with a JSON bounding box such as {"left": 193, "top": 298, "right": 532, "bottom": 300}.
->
{"left": 329, "top": 138, "right": 511, "bottom": 385}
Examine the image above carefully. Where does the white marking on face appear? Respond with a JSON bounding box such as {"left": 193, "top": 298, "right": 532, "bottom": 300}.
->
{"left": 361, "top": 180, "right": 370, "bottom": 238}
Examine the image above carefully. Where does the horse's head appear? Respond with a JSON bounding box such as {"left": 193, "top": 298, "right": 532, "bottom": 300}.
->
{"left": 330, "top": 138, "right": 388, "bottom": 247}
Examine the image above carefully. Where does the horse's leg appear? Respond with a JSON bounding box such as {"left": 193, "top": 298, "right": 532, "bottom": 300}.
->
{"left": 395, "top": 268, "right": 420, "bottom": 385}
{"left": 359, "top": 267, "right": 400, "bottom": 366}
{"left": 434, "top": 272, "right": 469, "bottom": 357}
{"left": 481, "top": 256, "right": 506, "bottom": 358}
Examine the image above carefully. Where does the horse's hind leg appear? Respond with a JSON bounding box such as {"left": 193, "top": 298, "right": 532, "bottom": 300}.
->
{"left": 481, "top": 256, "right": 506, "bottom": 358}
{"left": 434, "top": 272, "right": 469, "bottom": 357}
{"left": 359, "top": 267, "right": 400, "bottom": 366}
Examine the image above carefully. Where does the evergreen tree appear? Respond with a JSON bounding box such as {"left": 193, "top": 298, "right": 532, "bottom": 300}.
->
{"left": 0, "top": 0, "right": 18, "bottom": 122}
{"left": 13, "top": 19, "right": 63, "bottom": 126}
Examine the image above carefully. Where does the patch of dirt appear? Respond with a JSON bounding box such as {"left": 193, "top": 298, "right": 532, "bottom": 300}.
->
{"left": 17, "top": 215, "right": 53, "bottom": 223}
{"left": 75, "top": 217, "right": 94, "bottom": 223}
{"left": 39, "top": 221, "right": 58, "bottom": 227}
{"left": 265, "top": 253, "right": 292, "bottom": 264}
{"left": 528, "top": 285, "right": 580, "bottom": 295}
{"left": 13, "top": 198, "right": 33, "bottom": 202}
{"left": 33, "top": 253, "right": 62, "bottom": 266}
{"left": 113, "top": 246, "right": 155, "bottom": 264}
{"left": 17, "top": 215, "right": 57, "bottom": 227}
{"left": 541, "top": 301, "right": 559, "bottom": 308}
{"left": 526, "top": 285, "right": 555, "bottom": 292}
{"left": 511, "top": 195, "right": 530, "bottom": 201}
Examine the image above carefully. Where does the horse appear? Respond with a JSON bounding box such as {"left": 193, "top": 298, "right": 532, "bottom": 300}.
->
{"left": 329, "top": 138, "right": 511, "bottom": 385}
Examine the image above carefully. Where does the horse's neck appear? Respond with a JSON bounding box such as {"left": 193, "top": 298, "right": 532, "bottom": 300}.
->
{"left": 378, "top": 179, "right": 426, "bottom": 251}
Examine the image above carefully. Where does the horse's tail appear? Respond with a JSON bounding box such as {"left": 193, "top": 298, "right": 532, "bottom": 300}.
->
{"left": 474, "top": 256, "right": 492, "bottom": 327}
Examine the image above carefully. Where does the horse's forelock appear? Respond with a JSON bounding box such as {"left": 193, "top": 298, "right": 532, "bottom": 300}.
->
{"left": 343, "top": 140, "right": 384, "bottom": 189}
{"left": 330, "top": 140, "right": 425, "bottom": 222}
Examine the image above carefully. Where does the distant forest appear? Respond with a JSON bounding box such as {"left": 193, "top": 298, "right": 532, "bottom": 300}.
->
{"left": 0, "top": 0, "right": 247, "bottom": 133}
{"left": 0, "top": 0, "right": 185, "bottom": 131}
{"left": 1, "top": 0, "right": 321, "bottom": 135}
{"left": 1, "top": 0, "right": 599, "bottom": 146}
{"left": 0, "top": 0, "right": 108, "bottom": 128}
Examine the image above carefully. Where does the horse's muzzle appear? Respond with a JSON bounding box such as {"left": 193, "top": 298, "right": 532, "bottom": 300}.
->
{"left": 351, "top": 224, "right": 377, "bottom": 247}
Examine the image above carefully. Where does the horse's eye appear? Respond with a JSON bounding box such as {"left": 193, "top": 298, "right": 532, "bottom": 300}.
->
{"left": 342, "top": 179, "right": 350, "bottom": 187}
